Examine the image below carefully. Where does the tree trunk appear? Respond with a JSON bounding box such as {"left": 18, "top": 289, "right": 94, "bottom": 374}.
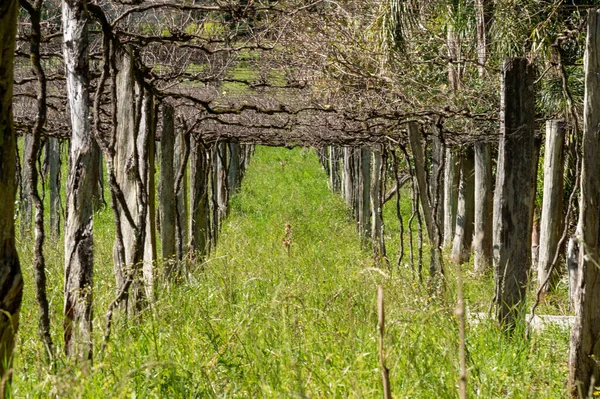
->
{"left": 492, "top": 58, "right": 536, "bottom": 330}
{"left": 62, "top": 0, "right": 94, "bottom": 361}
{"left": 537, "top": 120, "right": 565, "bottom": 293}
{"left": 160, "top": 104, "right": 176, "bottom": 278}
{"left": 48, "top": 138, "right": 61, "bottom": 238}
{"left": 569, "top": 10, "right": 600, "bottom": 395}
{"left": 452, "top": 146, "right": 475, "bottom": 264}
{"left": 443, "top": 147, "right": 459, "bottom": 246}
{"left": 0, "top": 0, "right": 24, "bottom": 381}
{"left": 474, "top": 142, "right": 493, "bottom": 272}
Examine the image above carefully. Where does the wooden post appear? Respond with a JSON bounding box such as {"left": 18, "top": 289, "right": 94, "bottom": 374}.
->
{"left": 62, "top": 0, "right": 94, "bottom": 360}
{"left": 342, "top": 147, "right": 354, "bottom": 208}
{"left": 371, "top": 146, "right": 385, "bottom": 260}
{"left": 189, "top": 135, "right": 210, "bottom": 260}
{"left": 443, "top": 147, "right": 459, "bottom": 246}
{"left": 359, "top": 147, "right": 371, "bottom": 239}
{"left": 569, "top": 9, "right": 600, "bottom": 395}
{"left": 429, "top": 134, "right": 445, "bottom": 242}
{"left": 174, "top": 125, "right": 189, "bottom": 265}
{"left": 492, "top": 58, "right": 536, "bottom": 329}
{"left": 20, "top": 133, "right": 33, "bottom": 237}
{"left": 160, "top": 105, "right": 176, "bottom": 278}
{"left": 0, "top": 0, "right": 24, "bottom": 378}
{"left": 452, "top": 146, "right": 475, "bottom": 264}
{"left": 474, "top": 142, "right": 493, "bottom": 272}
{"left": 228, "top": 142, "right": 241, "bottom": 194}
{"left": 537, "top": 120, "right": 565, "bottom": 293}
{"left": 138, "top": 87, "right": 156, "bottom": 299}
{"left": 48, "top": 137, "right": 61, "bottom": 238}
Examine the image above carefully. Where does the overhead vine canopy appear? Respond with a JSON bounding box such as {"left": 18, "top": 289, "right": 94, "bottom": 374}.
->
{"left": 14, "top": 0, "right": 589, "bottom": 147}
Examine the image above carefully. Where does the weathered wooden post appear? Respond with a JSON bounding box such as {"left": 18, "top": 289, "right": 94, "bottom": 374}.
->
{"left": 408, "top": 122, "right": 442, "bottom": 276}
{"left": 160, "top": 104, "right": 176, "bottom": 278}
{"left": 228, "top": 142, "right": 241, "bottom": 194}
{"left": 138, "top": 87, "right": 157, "bottom": 299}
{"left": 342, "top": 147, "right": 354, "bottom": 209}
{"left": 443, "top": 147, "right": 459, "bottom": 246}
{"left": 569, "top": 9, "right": 600, "bottom": 395}
{"left": 474, "top": 141, "right": 493, "bottom": 272}
{"left": 63, "top": 0, "right": 94, "bottom": 360}
{"left": 189, "top": 135, "right": 210, "bottom": 261}
{"left": 329, "top": 146, "right": 341, "bottom": 193}
{"left": 371, "top": 146, "right": 385, "bottom": 260}
{"left": 20, "top": 133, "right": 33, "bottom": 237}
{"left": 537, "top": 120, "right": 565, "bottom": 293}
{"left": 174, "top": 125, "right": 189, "bottom": 265}
{"left": 452, "top": 146, "right": 475, "bottom": 264}
{"left": 492, "top": 57, "right": 536, "bottom": 329}
{"left": 358, "top": 147, "right": 371, "bottom": 239}
{"left": 48, "top": 137, "right": 61, "bottom": 238}
{"left": 0, "top": 0, "right": 24, "bottom": 378}
{"left": 429, "top": 134, "right": 445, "bottom": 242}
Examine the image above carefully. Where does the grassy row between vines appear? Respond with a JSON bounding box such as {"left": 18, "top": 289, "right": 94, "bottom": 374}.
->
{"left": 13, "top": 145, "right": 569, "bottom": 398}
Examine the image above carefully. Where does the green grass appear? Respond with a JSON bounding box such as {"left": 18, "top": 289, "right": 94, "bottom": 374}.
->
{"left": 12, "top": 146, "right": 569, "bottom": 398}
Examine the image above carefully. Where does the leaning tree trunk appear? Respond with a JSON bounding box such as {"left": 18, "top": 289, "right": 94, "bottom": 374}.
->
{"left": 537, "top": 120, "right": 565, "bottom": 294}
{"left": 473, "top": 141, "right": 493, "bottom": 273}
{"left": 0, "top": 0, "right": 24, "bottom": 382}
{"left": 569, "top": 9, "right": 600, "bottom": 395}
{"left": 492, "top": 58, "right": 536, "bottom": 330}
{"left": 62, "top": 0, "right": 94, "bottom": 361}
{"left": 452, "top": 146, "right": 475, "bottom": 264}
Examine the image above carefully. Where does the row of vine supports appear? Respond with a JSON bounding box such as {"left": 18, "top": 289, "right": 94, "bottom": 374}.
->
{"left": 18, "top": 115, "right": 253, "bottom": 363}
{"left": 316, "top": 53, "right": 594, "bottom": 395}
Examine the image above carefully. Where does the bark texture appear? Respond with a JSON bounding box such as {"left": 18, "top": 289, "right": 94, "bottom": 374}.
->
{"left": 443, "top": 147, "right": 459, "bottom": 245}
{"left": 48, "top": 138, "right": 61, "bottom": 238}
{"left": 452, "top": 146, "right": 475, "bottom": 264}
{"left": 190, "top": 136, "right": 210, "bottom": 260}
{"left": 537, "top": 120, "right": 565, "bottom": 293}
{"left": 159, "top": 105, "right": 176, "bottom": 278}
{"left": 0, "top": 0, "right": 24, "bottom": 379}
{"left": 62, "top": 0, "right": 94, "bottom": 361}
{"left": 474, "top": 142, "right": 493, "bottom": 272}
{"left": 492, "top": 58, "right": 536, "bottom": 330}
{"left": 569, "top": 10, "right": 600, "bottom": 395}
